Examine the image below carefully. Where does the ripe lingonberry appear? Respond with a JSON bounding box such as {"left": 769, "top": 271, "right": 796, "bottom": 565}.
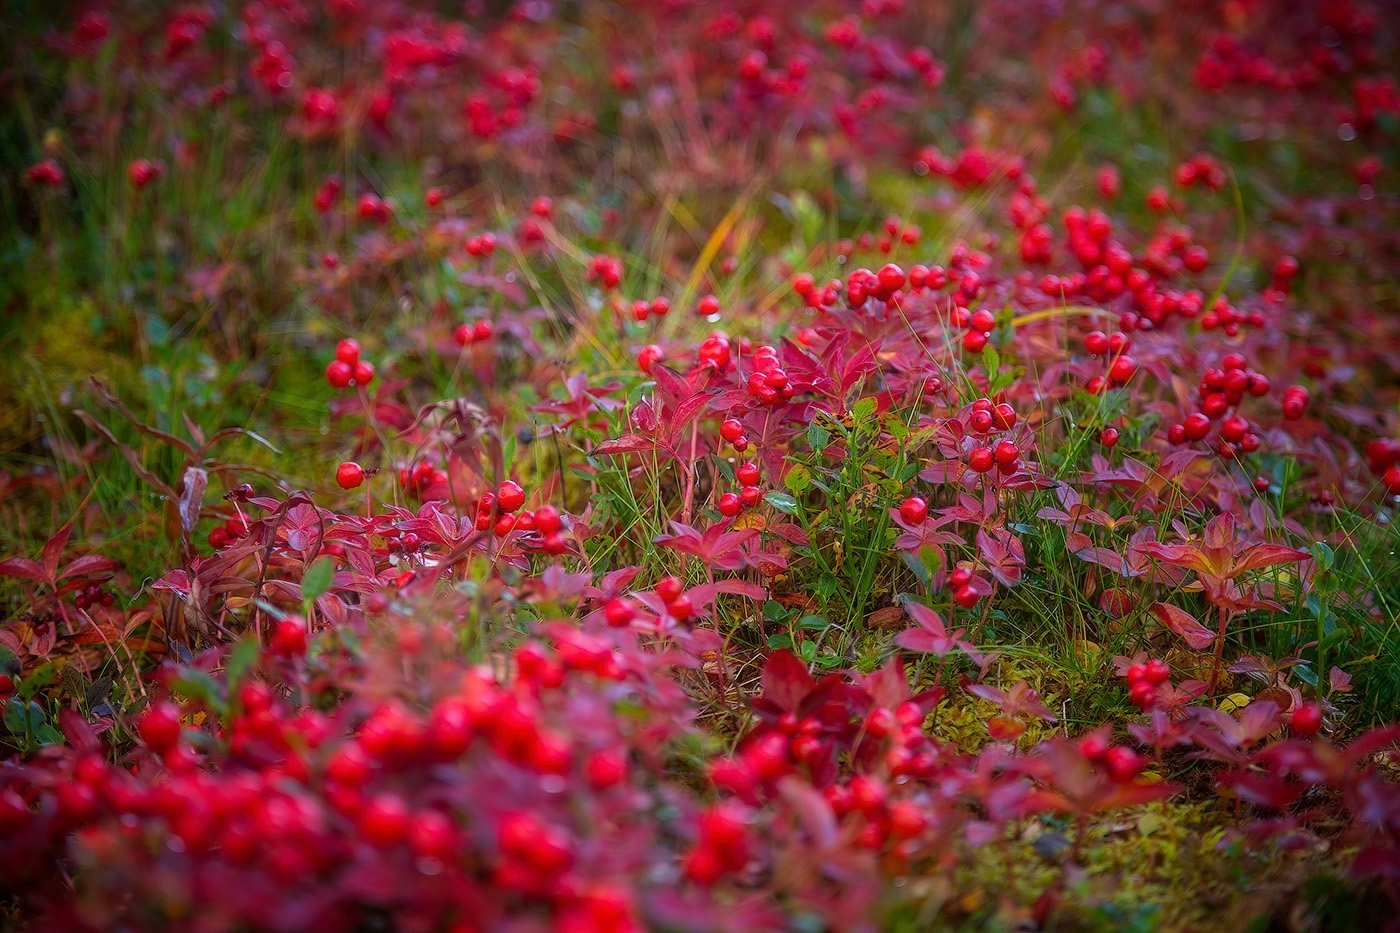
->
{"left": 498, "top": 481, "right": 526, "bottom": 513}
{"left": 737, "top": 463, "right": 760, "bottom": 487}
{"left": 899, "top": 496, "right": 928, "bottom": 525}
{"left": 336, "top": 462, "right": 364, "bottom": 489}
{"left": 1291, "top": 704, "right": 1323, "bottom": 735}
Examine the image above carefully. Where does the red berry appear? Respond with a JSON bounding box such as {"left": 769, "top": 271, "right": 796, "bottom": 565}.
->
{"left": 138, "top": 702, "right": 183, "bottom": 753}
{"left": 638, "top": 345, "right": 662, "bottom": 374}
{"left": 336, "top": 462, "right": 364, "bottom": 489}
{"left": 718, "top": 493, "right": 742, "bottom": 517}
{"left": 899, "top": 496, "right": 928, "bottom": 525}
{"left": 736, "top": 463, "right": 761, "bottom": 487}
{"left": 498, "top": 481, "right": 526, "bottom": 513}
{"left": 535, "top": 506, "right": 562, "bottom": 534}
{"left": 1084, "top": 331, "right": 1110, "bottom": 355}
{"left": 1291, "top": 703, "right": 1323, "bottom": 735}
{"left": 1103, "top": 746, "right": 1143, "bottom": 782}
{"left": 698, "top": 294, "right": 721, "bottom": 316}
{"left": 953, "top": 585, "right": 979, "bottom": 609}
{"left": 272, "top": 617, "right": 308, "bottom": 656}
{"left": 962, "top": 329, "right": 989, "bottom": 353}
{"left": 360, "top": 793, "right": 409, "bottom": 847}
{"left": 335, "top": 338, "right": 361, "bottom": 366}
{"left": 326, "top": 360, "right": 353, "bottom": 389}
{"left": 1125, "top": 663, "right": 1148, "bottom": 684}
{"left": 1108, "top": 355, "right": 1138, "bottom": 383}
{"left": 1144, "top": 659, "right": 1171, "bottom": 685}
{"left": 604, "top": 598, "right": 636, "bottom": 628}
{"left": 1100, "top": 427, "right": 1120, "bottom": 447}
{"left": 720, "top": 419, "right": 744, "bottom": 443}
{"left": 656, "top": 576, "right": 683, "bottom": 603}
{"left": 968, "top": 447, "right": 995, "bottom": 473}
{"left": 352, "top": 361, "right": 375, "bottom": 386}
{"left": 969, "top": 308, "right": 996, "bottom": 333}
{"left": 993, "top": 440, "right": 1020, "bottom": 467}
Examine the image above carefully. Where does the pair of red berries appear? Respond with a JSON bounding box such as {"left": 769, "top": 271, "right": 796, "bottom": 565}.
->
{"left": 655, "top": 576, "right": 692, "bottom": 621}
{"left": 949, "top": 567, "right": 981, "bottom": 609}
{"left": 962, "top": 308, "right": 998, "bottom": 353}
{"left": 718, "top": 463, "right": 763, "bottom": 516}
{"left": 968, "top": 397, "right": 1016, "bottom": 434}
{"left": 719, "top": 417, "right": 751, "bottom": 452}
{"left": 1124, "top": 658, "right": 1171, "bottom": 708}
{"left": 357, "top": 193, "right": 392, "bottom": 224}
{"left": 326, "top": 339, "right": 376, "bottom": 390}
{"left": 968, "top": 440, "right": 1021, "bottom": 475}
{"left": 453, "top": 319, "right": 495, "bottom": 346}
{"left": 587, "top": 255, "right": 623, "bottom": 289}
{"left": 464, "top": 233, "right": 497, "bottom": 257}
{"left": 1078, "top": 733, "right": 1146, "bottom": 782}
{"left": 628, "top": 297, "right": 671, "bottom": 322}
{"left": 1083, "top": 330, "right": 1130, "bottom": 357}
{"left": 1281, "top": 385, "right": 1310, "bottom": 421}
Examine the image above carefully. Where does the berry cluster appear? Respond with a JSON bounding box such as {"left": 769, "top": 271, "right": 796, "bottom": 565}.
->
{"left": 325, "top": 339, "right": 376, "bottom": 391}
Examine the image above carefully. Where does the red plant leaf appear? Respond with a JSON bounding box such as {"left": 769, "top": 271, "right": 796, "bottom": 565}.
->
{"left": 43, "top": 523, "right": 73, "bottom": 582}
{"left": 58, "top": 555, "right": 122, "bottom": 580}
{"left": 1150, "top": 602, "right": 1217, "bottom": 649}
{"left": 0, "top": 558, "right": 46, "bottom": 582}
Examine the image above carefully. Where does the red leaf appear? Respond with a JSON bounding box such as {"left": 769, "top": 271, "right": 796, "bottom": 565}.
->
{"left": 760, "top": 649, "right": 816, "bottom": 713}
{"left": 0, "top": 558, "right": 46, "bottom": 582}
{"left": 58, "top": 555, "right": 122, "bottom": 580}
{"left": 1150, "top": 602, "right": 1218, "bottom": 649}
{"left": 1233, "top": 543, "right": 1309, "bottom": 574}
{"left": 43, "top": 523, "right": 73, "bottom": 582}
{"left": 593, "top": 433, "right": 659, "bottom": 456}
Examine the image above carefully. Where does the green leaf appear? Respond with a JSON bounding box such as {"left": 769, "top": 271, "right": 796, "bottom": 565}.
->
{"left": 4, "top": 698, "right": 44, "bottom": 735}
{"left": 762, "top": 600, "right": 789, "bottom": 622}
{"left": 170, "top": 670, "right": 225, "bottom": 714}
{"left": 765, "top": 492, "right": 799, "bottom": 515}
{"left": 18, "top": 662, "right": 55, "bottom": 700}
{"left": 982, "top": 346, "right": 1001, "bottom": 375}
{"left": 35, "top": 724, "right": 64, "bottom": 747}
{"left": 1310, "top": 541, "right": 1335, "bottom": 572}
{"left": 785, "top": 463, "right": 812, "bottom": 495}
{"left": 852, "top": 397, "right": 877, "bottom": 425}
{"left": 301, "top": 556, "right": 336, "bottom": 606}
{"left": 798, "top": 614, "right": 829, "bottom": 631}
{"left": 0, "top": 644, "right": 18, "bottom": 675}
{"left": 226, "top": 636, "right": 261, "bottom": 687}
{"left": 807, "top": 422, "right": 830, "bottom": 453}
{"left": 901, "top": 550, "right": 931, "bottom": 590}
{"left": 768, "top": 633, "right": 794, "bottom": 650}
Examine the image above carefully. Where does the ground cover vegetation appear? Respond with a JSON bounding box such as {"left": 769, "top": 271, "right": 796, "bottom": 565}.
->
{"left": 2, "top": 1, "right": 1400, "bottom": 930}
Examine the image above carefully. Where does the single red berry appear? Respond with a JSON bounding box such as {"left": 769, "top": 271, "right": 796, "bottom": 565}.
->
{"left": 1144, "top": 659, "right": 1171, "bottom": 685}
{"left": 638, "top": 344, "right": 662, "bottom": 374}
{"left": 1100, "top": 427, "right": 1120, "bottom": 447}
{"left": 335, "top": 339, "right": 361, "bottom": 366}
{"left": 992, "top": 403, "right": 1017, "bottom": 430}
{"left": 717, "top": 492, "right": 742, "bottom": 517}
{"left": 950, "top": 567, "right": 972, "bottom": 588}
{"left": 1291, "top": 703, "right": 1323, "bottom": 735}
{"left": 603, "top": 598, "right": 636, "bottom": 628}
{"left": 962, "top": 329, "right": 989, "bottom": 353}
{"left": 326, "top": 360, "right": 353, "bottom": 389}
{"left": 498, "top": 481, "right": 526, "bottom": 513}
{"left": 1125, "top": 663, "right": 1148, "bottom": 684}
{"left": 698, "top": 294, "right": 720, "bottom": 316}
{"left": 968, "top": 447, "right": 994, "bottom": 473}
{"left": 720, "top": 419, "right": 744, "bottom": 443}
{"left": 953, "top": 585, "right": 979, "bottom": 609}
{"left": 1108, "top": 355, "right": 1138, "bottom": 383}
{"left": 993, "top": 440, "right": 1020, "bottom": 467}
{"left": 138, "top": 702, "right": 183, "bottom": 753}
{"left": 656, "top": 576, "right": 684, "bottom": 603}
{"left": 352, "top": 361, "right": 375, "bottom": 386}
{"left": 360, "top": 793, "right": 409, "bottom": 847}
{"left": 337, "top": 462, "right": 364, "bottom": 489}
{"left": 1084, "top": 331, "right": 1110, "bottom": 355}
{"left": 534, "top": 506, "right": 562, "bottom": 534}
{"left": 969, "top": 308, "right": 996, "bottom": 333}
{"left": 899, "top": 496, "right": 928, "bottom": 525}
{"left": 736, "top": 463, "right": 761, "bottom": 487}
{"left": 272, "top": 617, "right": 308, "bottom": 656}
